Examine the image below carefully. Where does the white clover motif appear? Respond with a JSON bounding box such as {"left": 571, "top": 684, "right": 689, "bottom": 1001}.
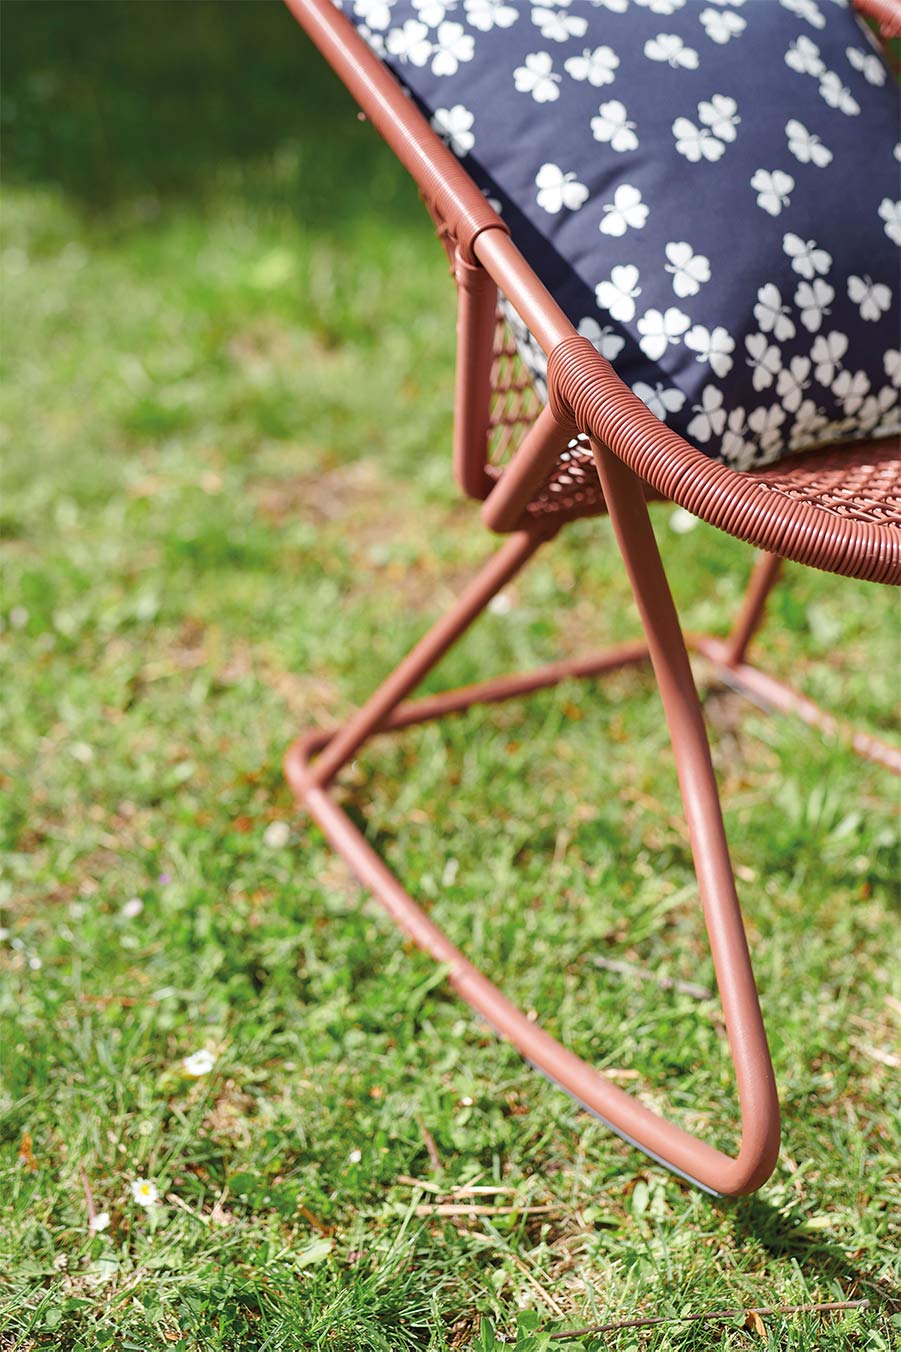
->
{"left": 780, "top": 0, "right": 825, "bottom": 30}
{"left": 699, "top": 8, "right": 745, "bottom": 44}
{"left": 633, "top": 380, "right": 687, "bottom": 420}
{"left": 464, "top": 0, "right": 518, "bottom": 30}
{"left": 353, "top": 0, "right": 391, "bottom": 30}
{"left": 785, "top": 119, "right": 832, "bottom": 168}
{"left": 747, "top": 404, "right": 786, "bottom": 458}
{"left": 386, "top": 18, "right": 432, "bottom": 65}
{"left": 688, "top": 386, "right": 727, "bottom": 442}
{"left": 698, "top": 95, "right": 740, "bottom": 142}
{"left": 884, "top": 350, "right": 901, "bottom": 389}
{"left": 811, "top": 331, "right": 848, "bottom": 386}
{"left": 685, "top": 324, "right": 735, "bottom": 378}
{"left": 459, "top": 0, "right": 516, "bottom": 30}
{"left": 790, "top": 399, "right": 829, "bottom": 449}
{"left": 848, "top": 275, "right": 892, "bottom": 323}
{"left": 673, "top": 117, "right": 724, "bottom": 163}
{"left": 564, "top": 45, "right": 619, "bottom": 87}
{"left": 644, "top": 34, "right": 699, "bottom": 69}
{"left": 750, "top": 169, "right": 794, "bottom": 217}
{"left": 664, "top": 242, "right": 711, "bottom": 298}
{"left": 878, "top": 198, "right": 901, "bottom": 247}
{"left": 591, "top": 100, "right": 638, "bottom": 153}
{"left": 832, "top": 369, "right": 870, "bottom": 415}
{"left": 413, "top": 0, "right": 452, "bottom": 26}
{"left": 595, "top": 264, "right": 642, "bottom": 323}
{"left": 818, "top": 71, "right": 860, "bottom": 116}
{"left": 636, "top": 306, "right": 690, "bottom": 360}
{"left": 795, "top": 278, "right": 834, "bottom": 333}
{"left": 776, "top": 355, "right": 812, "bottom": 412}
{"left": 754, "top": 283, "right": 796, "bottom": 342}
{"left": 846, "top": 45, "right": 886, "bottom": 88}
{"left": 782, "top": 233, "right": 831, "bottom": 279}
{"left": 578, "top": 316, "right": 626, "bottom": 361}
{"left": 532, "top": 6, "right": 588, "bottom": 43}
{"left": 599, "top": 184, "right": 649, "bottom": 236}
{"left": 535, "top": 163, "right": 589, "bottom": 214}
{"left": 431, "top": 105, "right": 475, "bottom": 156}
{"left": 431, "top": 21, "right": 474, "bottom": 76}
{"left": 635, "top": 0, "right": 687, "bottom": 15}
{"left": 785, "top": 35, "right": 824, "bottom": 78}
{"left": 745, "top": 333, "right": 782, "bottom": 392}
{"left": 514, "top": 51, "right": 561, "bottom": 102}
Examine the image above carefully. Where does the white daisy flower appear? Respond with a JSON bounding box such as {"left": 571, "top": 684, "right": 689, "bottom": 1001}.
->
{"left": 590, "top": 99, "right": 638, "bottom": 153}
{"left": 514, "top": 51, "right": 561, "bottom": 103}
{"left": 848, "top": 275, "right": 892, "bottom": 323}
{"left": 182, "top": 1049, "right": 216, "bottom": 1077}
{"left": 535, "top": 163, "right": 589, "bottom": 214}
{"left": 595, "top": 263, "right": 641, "bottom": 323}
{"left": 348, "top": 1148, "right": 363, "bottom": 1164}
{"left": 263, "top": 820, "right": 291, "bottom": 848}
{"left": 685, "top": 323, "right": 735, "bottom": 378}
{"left": 564, "top": 44, "right": 619, "bottom": 87}
{"left": 131, "top": 1178, "right": 159, "bottom": 1208}
{"left": 636, "top": 306, "right": 690, "bottom": 360}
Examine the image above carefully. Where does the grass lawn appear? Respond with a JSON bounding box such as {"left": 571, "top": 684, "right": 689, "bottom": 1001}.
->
{"left": 1, "top": 3, "right": 899, "bottom": 1348}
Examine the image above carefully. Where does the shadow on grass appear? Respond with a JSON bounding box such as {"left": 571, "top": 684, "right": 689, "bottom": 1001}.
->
{"left": 1, "top": 0, "right": 420, "bottom": 231}
{"left": 725, "top": 1195, "right": 901, "bottom": 1314}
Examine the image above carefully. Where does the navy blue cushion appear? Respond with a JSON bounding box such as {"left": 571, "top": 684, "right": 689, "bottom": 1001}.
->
{"left": 337, "top": 0, "right": 899, "bottom": 469}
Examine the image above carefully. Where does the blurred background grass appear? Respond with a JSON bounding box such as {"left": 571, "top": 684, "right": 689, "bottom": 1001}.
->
{"left": 1, "top": 3, "right": 899, "bottom": 1350}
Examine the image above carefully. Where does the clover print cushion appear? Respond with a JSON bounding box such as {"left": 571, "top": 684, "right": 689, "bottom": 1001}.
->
{"left": 337, "top": 0, "right": 899, "bottom": 470}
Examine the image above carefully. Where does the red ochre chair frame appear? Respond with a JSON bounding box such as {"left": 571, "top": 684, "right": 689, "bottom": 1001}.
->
{"left": 283, "top": 0, "right": 901, "bottom": 1196}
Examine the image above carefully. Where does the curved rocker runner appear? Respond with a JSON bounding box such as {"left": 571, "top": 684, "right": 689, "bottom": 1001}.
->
{"left": 283, "top": 0, "right": 901, "bottom": 1196}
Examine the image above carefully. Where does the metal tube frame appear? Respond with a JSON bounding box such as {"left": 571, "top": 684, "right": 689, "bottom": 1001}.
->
{"left": 281, "top": 0, "right": 900, "bottom": 1195}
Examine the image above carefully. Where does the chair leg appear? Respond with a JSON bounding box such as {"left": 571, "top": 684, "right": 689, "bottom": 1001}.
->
{"left": 689, "top": 551, "right": 901, "bottom": 775}
{"left": 286, "top": 497, "right": 781, "bottom": 1197}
